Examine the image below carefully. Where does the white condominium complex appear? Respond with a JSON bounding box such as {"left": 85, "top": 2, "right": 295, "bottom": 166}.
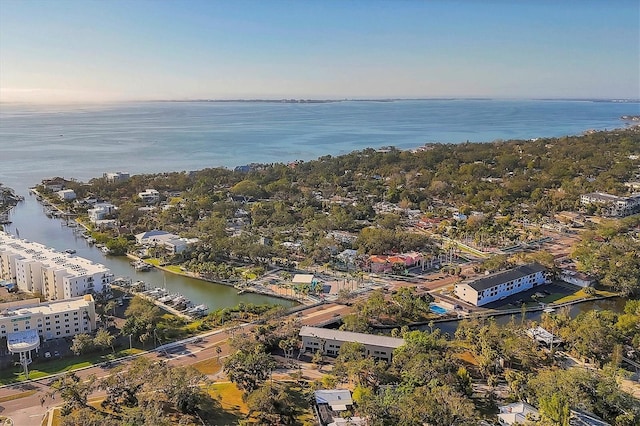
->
{"left": 0, "top": 231, "right": 113, "bottom": 300}
{"left": 0, "top": 295, "right": 97, "bottom": 341}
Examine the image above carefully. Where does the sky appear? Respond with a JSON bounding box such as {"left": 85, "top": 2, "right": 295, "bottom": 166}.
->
{"left": 0, "top": 0, "right": 638, "bottom": 103}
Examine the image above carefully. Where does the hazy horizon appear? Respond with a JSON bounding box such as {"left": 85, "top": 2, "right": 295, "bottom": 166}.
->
{"left": 1, "top": 0, "right": 639, "bottom": 104}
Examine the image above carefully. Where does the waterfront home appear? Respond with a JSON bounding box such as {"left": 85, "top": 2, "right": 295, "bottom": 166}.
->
{"left": 454, "top": 263, "right": 547, "bottom": 307}
{"left": 135, "top": 230, "right": 198, "bottom": 255}
{"left": 560, "top": 267, "right": 597, "bottom": 288}
{"left": 88, "top": 202, "right": 116, "bottom": 223}
{"left": 41, "top": 177, "right": 66, "bottom": 192}
{"left": 56, "top": 189, "right": 76, "bottom": 201}
{"left": 300, "top": 326, "right": 404, "bottom": 362}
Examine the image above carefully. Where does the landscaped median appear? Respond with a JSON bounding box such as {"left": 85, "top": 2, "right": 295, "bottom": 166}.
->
{"left": 0, "top": 348, "right": 143, "bottom": 386}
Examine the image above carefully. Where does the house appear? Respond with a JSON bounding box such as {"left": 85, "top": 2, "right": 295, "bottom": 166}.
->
{"left": 300, "top": 326, "right": 404, "bottom": 362}
{"left": 526, "top": 326, "right": 563, "bottom": 347}
{"left": 87, "top": 203, "right": 116, "bottom": 223}
{"left": 314, "top": 389, "right": 364, "bottom": 426}
{"left": 580, "top": 192, "right": 640, "bottom": 217}
{"left": 103, "top": 172, "right": 130, "bottom": 183}
{"left": 138, "top": 189, "right": 160, "bottom": 204}
{"left": 454, "top": 263, "right": 547, "bottom": 306}
{"left": 498, "top": 402, "right": 540, "bottom": 425}
{"left": 57, "top": 189, "right": 76, "bottom": 201}
{"left": 42, "top": 177, "right": 66, "bottom": 192}
{"left": 135, "top": 230, "right": 198, "bottom": 255}
{"left": 569, "top": 409, "right": 611, "bottom": 426}
{"left": 560, "top": 268, "right": 597, "bottom": 288}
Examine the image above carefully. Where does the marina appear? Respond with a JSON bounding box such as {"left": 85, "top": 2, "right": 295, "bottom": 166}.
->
{"left": 1, "top": 193, "right": 297, "bottom": 313}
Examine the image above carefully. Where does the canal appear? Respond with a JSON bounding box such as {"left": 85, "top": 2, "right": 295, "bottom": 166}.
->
{"left": 2, "top": 193, "right": 296, "bottom": 311}
{"left": 425, "top": 297, "right": 628, "bottom": 337}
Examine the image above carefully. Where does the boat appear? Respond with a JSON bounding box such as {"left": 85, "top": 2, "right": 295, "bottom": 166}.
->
{"left": 101, "top": 246, "right": 111, "bottom": 255}
{"left": 64, "top": 249, "right": 76, "bottom": 254}
{"left": 132, "top": 260, "right": 153, "bottom": 271}
{"left": 158, "top": 293, "right": 179, "bottom": 304}
{"left": 186, "top": 304, "right": 208, "bottom": 316}
{"left": 171, "top": 295, "right": 188, "bottom": 305}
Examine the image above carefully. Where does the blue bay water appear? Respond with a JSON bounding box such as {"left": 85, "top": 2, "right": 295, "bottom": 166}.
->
{"left": 1, "top": 99, "right": 638, "bottom": 191}
{"left": 0, "top": 99, "right": 637, "bottom": 312}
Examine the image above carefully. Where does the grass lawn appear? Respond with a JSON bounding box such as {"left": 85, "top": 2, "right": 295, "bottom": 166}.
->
{"left": 0, "top": 348, "right": 144, "bottom": 385}
{"left": 208, "top": 382, "right": 248, "bottom": 424}
{"left": 0, "top": 389, "right": 37, "bottom": 403}
{"left": 193, "top": 357, "right": 222, "bottom": 375}
{"left": 539, "top": 288, "right": 616, "bottom": 305}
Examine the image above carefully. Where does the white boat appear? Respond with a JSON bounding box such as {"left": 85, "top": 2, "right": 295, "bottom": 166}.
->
{"left": 187, "top": 304, "right": 208, "bottom": 315}
{"left": 101, "top": 246, "right": 111, "bottom": 255}
{"left": 158, "top": 293, "right": 179, "bottom": 304}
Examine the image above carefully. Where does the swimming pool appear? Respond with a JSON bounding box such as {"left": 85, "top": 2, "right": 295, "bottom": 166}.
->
{"left": 429, "top": 304, "right": 448, "bottom": 315}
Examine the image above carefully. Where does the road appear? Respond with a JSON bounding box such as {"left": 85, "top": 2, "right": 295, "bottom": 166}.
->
{"left": 0, "top": 301, "right": 356, "bottom": 425}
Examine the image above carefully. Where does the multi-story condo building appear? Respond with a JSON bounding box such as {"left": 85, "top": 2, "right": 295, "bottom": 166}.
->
{"left": 580, "top": 192, "right": 640, "bottom": 217}
{"left": 0, "top": 295, "right": 96, "bottom": 341}
{"left": 300, "top": 326, "right": 404, "bottom": 362}
{"left": 454, "top": 263, "right": 547, "bottom": 307}
{"left": 0, "top": 231, "right": 113, "bottom": 300}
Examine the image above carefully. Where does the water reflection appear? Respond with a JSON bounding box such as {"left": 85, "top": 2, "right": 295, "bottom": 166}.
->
{"left": 3, "top": 195, "right": 296, "bottom": 311}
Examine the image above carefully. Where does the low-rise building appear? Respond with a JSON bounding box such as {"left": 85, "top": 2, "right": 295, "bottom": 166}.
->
{"left": 560, "top": 268, "right": 597, "bottom": 288}
{"left": 57, "top": 189, "right": 76, "bottom": 201}
{"left": 0, "top": 231, "right": 112, "bottom": 300}
{"left": 103, "top": 171, "right": 130, "bottom": 183}
{"left": 580, "top": 192, "right": 640, "bottom": 217}
{"left": 0, "top": 295, "right": 96, "bottom": 341}
{"left": 454, "top": 263, "right": 547, "bottom": 307}
{"left": 314, "top": 389, "right": 365, "bottom": 426}
{"left": 135, "top": 230, "right": 198, "bottom": 255}
{"left": 498, "top": 402, "right": 540, "bottom": 425}
{"left": 87, "top": 203, "right": 116, "bottom": 223}
{"left": 138, "top": 189, "right": 160, "bottom": 204}
{"left": 300, "top": 326, "right": 404, "bottom": 362}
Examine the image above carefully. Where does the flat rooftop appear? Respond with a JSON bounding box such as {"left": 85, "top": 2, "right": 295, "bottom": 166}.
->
{"left": 0, "top": 231, "right": 110, "bottom": 277}
{"left": 300, "top": 326, "right": 405, "bottom": 349}
{"left": 0, "top": 295, "right": 93, "bottom": 319}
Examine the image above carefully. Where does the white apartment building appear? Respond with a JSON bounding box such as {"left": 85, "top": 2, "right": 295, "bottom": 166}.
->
{"left": 0, "top": 295, "right": 96, "bottom": 341}
{"left": 138, "top": 189, "right": 160, "bottom": 204}
{"left": 0, "top": 231, "right": 113, "bottom": 300}
{"left": 454, "top": 263, "right": 547, "bottom": 307}
{"left": 300, "top": 326, "right": 404, "bottom": 362}
{"left": 580, "top": 192, "right": 640, "bottom": 217}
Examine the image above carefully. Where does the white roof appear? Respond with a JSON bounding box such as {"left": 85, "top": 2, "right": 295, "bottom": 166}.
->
{"left": 0, "top": 231, "right": 110, "bottom": 277}
{"left": 315, "top": 389, "right": 353, "bottom": 410}
{"left": 0, "top": 295, "right": 94, "bottom": 318}
{"left": 300, "top": 326, "right": 405, "bottom": 349}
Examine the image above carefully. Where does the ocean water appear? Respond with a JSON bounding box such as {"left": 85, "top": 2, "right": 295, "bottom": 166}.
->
{"left": 1, "top": 99, "right": 638, "bottom": 192}
{"left": 0, "top": 99, "right": 637, "bottom": 311}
